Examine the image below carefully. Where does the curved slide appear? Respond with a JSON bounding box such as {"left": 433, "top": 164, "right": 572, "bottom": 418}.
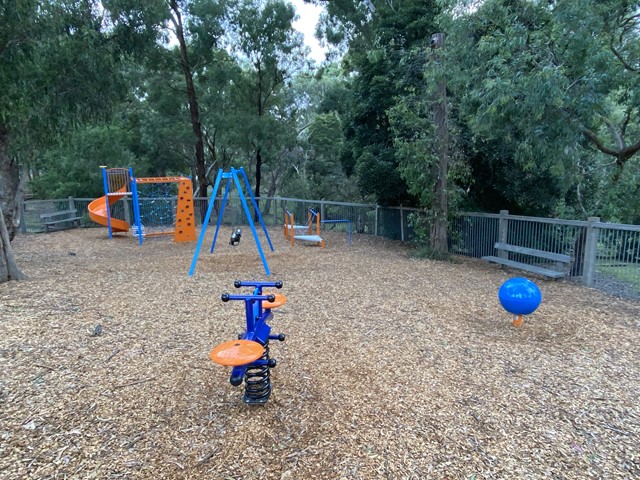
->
{"left": 88, "top": 187, "right": 130, "bottom": 233}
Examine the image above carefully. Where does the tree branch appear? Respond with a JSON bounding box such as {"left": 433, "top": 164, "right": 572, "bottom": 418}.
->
{"left": 604, "top": 119, "right": 625, "bottom": 151}
{"left": 609, "top": 39, "right": 638, "bottom": 73}
{"left": 619, "top": 139, "right": 640, "bottom": 161}
{"left": 582, "top": 128, "right": 640, "bottom": 167}
{"left": 582, "top": 128, "right": 620, "bottom": 157}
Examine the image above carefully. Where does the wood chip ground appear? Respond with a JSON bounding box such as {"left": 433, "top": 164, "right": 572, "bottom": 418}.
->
{"left": 1, "top": 228, "right": 639, "bottom": 479}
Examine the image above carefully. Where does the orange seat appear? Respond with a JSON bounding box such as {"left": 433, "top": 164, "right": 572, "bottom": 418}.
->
{"left": 263, "top": 293, "right": 286, "bottom": 309}
{"left": 209, "top": 340, "right": 264, "bottom": 366}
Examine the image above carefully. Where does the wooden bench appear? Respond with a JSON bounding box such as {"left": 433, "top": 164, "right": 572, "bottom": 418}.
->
{"left": 482, "top": 242, "right": 572, "bottom": 279}
{"left": 40, "top": 209, "right": 82, "bottom": 232}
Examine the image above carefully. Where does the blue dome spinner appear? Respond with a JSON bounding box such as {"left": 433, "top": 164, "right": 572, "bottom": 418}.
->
{"left": 498, "top": 277, "right": 542, "bottom": 316}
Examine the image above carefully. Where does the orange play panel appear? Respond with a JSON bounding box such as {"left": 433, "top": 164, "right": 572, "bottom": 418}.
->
{"left": 263, "top": 293, "right": 286, "bottom": 309}
{"left": 209, "top": 340, "right": 264, "bottom": 366}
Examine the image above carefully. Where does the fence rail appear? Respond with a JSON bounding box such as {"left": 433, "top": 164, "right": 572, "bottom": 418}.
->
{"left": 17, "top": 198, "right": 640, "bottom": 299}
{"left": 449, "top": 210, "right": 640, "bottom": 299}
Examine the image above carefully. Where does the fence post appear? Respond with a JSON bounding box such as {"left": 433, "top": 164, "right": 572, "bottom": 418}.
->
{"left": 498, "top": 210, "right": 509, "bottom": 259}
{"left": 320, "top": 200, "right": 326, "bottom": 223}
{"left": 582, "top": 216, "right": 600, "bottom": 287}
{"left": 375, "top": 205, "right": 379, "bottom": 237}
{"left": 19, "top": 201, "right": 27, "bottom": 234}
{"left": 68, "top": 196, "right": 75, "bottom": 211}
{"left": 400, "top": 205, "right": 405, "bottom": 241}
{"left": 123, "top": 197, "right": 131, "bottom": 225}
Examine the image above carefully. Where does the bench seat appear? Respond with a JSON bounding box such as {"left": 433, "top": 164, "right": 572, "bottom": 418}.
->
{"left": 40, "top": 209, "right": 82, "bottom": 232}
{"left": 482, "top": 242, "right": 572, "bottom": 279}
{"left": 481, "top": 256, "right": 566, "bottom": 279}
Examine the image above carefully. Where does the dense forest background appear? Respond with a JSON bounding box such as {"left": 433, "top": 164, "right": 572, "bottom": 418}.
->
{"left": 1, "top": 0, "right": 640, "bottom": 242}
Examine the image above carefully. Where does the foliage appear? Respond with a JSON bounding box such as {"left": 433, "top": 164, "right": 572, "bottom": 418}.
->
{"left": 5, "top": 0, "right": 640, "bottom": 229}
{"left": 438, "top": 0, "right": 640, "bottom": 219}
{"left": 405, "top": 211, "right": 454, "bottom": 261}
{"left": 317, "top": 0, "right": 443, "bottom": 206}
{"left": 30, "top": 123, "right": 136, "bottom": 199}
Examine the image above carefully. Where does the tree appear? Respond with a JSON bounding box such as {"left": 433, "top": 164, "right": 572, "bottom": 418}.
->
{"left": 228, "top": 0, "right": 308, "bottom": 213}
{"left": 168, "top": 0, "right": 208, "bottom": 197}
{"left": 315, "top": 0, "right": 442, "bottom": 205}
{"left": 440, "top": 0, "right": 640, "bottom": 218}
{"left": 1, "top": 0, "right": 129, "bottom": 281}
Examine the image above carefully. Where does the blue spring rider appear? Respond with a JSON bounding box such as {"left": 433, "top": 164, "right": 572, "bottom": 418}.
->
{"left": 209, "top": 280, "right": 286, "bottom": 404}
{"left": 498, "top": 277, "right": 542, "bottom": 327}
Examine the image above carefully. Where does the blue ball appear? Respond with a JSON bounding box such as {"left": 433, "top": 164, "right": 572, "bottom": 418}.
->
{"left": 498, "top": 277, "right": 542, "bottom": 316}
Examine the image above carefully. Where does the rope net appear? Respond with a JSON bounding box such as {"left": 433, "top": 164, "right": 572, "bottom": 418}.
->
{"left": 135, "top": 182, "right": 178, "bottom": 237}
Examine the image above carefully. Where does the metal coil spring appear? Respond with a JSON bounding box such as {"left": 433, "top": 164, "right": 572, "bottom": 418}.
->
{"left": 243, "top": 342, "right": 271, "bottom": 402}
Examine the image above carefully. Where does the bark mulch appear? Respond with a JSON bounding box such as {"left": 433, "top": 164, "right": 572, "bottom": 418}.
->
{"left": 1, "top": 227, "right": 638, "bottom": 479}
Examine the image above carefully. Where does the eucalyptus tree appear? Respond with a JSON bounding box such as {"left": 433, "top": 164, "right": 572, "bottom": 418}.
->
{"left": 308, "top": 1, "right": 443, "bottom": 206}
{"left": 1, "top": 0, "right": 132, "bottom": 281}
{"left": 226, "top": 0, "right": 309, "bottom": 208}
{"left": 439, "top": 0, "right": 640, "bottom": 219}
{"left": 102, "top": 0, "right": 232, "bottom": 197}
{"left": 278, "top": 65, "right": 359, "bottom": 201}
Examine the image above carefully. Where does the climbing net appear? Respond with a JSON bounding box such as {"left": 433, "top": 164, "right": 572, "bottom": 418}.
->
{"left": 135, "top": 182, "right": 178, "bottom": 237}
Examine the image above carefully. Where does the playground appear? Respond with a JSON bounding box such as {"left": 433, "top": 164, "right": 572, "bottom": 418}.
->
{"left": 1, "top": 227, "right": 639, "bottom": 479}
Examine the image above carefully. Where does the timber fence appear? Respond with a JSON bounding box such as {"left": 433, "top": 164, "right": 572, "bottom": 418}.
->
{"left": 18, "top": 197, "right": 640, "bottom": 299}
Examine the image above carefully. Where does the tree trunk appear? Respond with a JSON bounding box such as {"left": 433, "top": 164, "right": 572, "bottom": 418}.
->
{"left": 0, "top": 123, "right": 26, "bottom": 282}
{"left": 0, "top": 209, "right": 26, "bottom": 282}
{"left": 263, "top": 171, "right": 279, "bottom": 217}
{"left": 0, "top": 124, "right": 20, "bottom": 241}
{"left": 169, "top": 0, "right": 207, "bottom": 220}
{"left": 430, "top": 33, "right": 449, "bottom": 256}
{"left": 254, "top": 147, "right": 262, "bottom": 222}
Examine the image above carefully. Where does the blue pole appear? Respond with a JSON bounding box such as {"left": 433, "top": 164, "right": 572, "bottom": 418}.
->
{"left": 129, "top": 167, "right": 143, "bottom": 245}
{"left": 232, "top": 168, "right": 271, "bottom": 275}
{"left": 188, "top": 169, "right": 223, "bottom": 276}
{"left": 210, "top": 174, "right": 232, "bottom": 253}
{"left": 101, "top": 167, "right": 113, "bottom": 239}
{"left": 237, "top": 167, "right": 274, "bottom": 251}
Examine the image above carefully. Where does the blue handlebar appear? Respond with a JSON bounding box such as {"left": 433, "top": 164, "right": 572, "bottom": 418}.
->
{"left": 234, "top": 280, "right": 283, "bottom": 289}
{"left": 221, "top": 293, "right": 276, "bottom": 302}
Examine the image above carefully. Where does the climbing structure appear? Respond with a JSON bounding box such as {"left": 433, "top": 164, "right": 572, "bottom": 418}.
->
{"left": 131, "top": 175, "right": 196, "bottom": 244}
{"left": 90, "top": 166, "right": 196, "bottom": 244}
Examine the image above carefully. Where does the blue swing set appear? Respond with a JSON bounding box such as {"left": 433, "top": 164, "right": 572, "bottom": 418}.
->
{"left": 188, "top": 167, "right": 274, "bottom": 276}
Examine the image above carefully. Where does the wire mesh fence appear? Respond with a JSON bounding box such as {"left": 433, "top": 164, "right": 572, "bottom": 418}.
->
{"left": 17, "top": 197, "right": 640, "bottom": 299}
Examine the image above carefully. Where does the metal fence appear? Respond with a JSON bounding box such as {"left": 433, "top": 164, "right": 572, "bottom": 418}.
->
{"left": 20, "top": 196, "right": 419, "bottom": 239}
{"left": 449, "top": 210, "right": 640, "bottom": 299}
{"left": 18, "top": 198, "right": 640, "bottom": 299}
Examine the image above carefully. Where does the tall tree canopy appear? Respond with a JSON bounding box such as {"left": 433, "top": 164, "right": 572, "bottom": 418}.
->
{"left": 439, "top": 0, "right": 640, "bottom": 217}
{"left": 1, "top": 0, "right": 134, "bottom": 280}
{"left": 315, "top": 0, "right": 442, "bottom": 205}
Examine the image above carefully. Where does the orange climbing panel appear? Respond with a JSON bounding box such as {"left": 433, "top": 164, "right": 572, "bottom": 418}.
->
{"left": 263, "top": 293, "right": 286, "bottom": 309}
{"left": 209, "top": 340, "right": 264, "bottom": 366}
{"left": 174, "top": 178, "right": 196, "bottom": 242}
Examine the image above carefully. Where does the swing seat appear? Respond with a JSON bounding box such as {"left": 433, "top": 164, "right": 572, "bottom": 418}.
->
{"left": 263, "top": 293, "right": 286, "bottom": 309}
{"left": 209, "top": 340, "right": 264, "bottom": 366}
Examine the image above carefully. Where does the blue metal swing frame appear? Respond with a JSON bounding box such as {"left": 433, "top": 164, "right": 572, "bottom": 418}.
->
{"left": 188, "top": 167, "right": 274, "bottom": 276}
